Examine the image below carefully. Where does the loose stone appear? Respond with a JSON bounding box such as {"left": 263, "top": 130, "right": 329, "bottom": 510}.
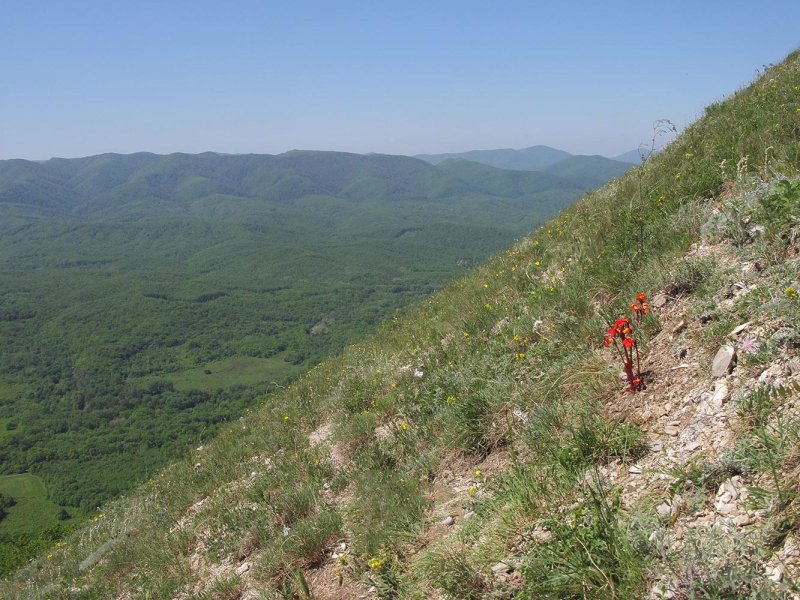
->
{"left": 711, "top": 346, "right": 737, "bottom": 377}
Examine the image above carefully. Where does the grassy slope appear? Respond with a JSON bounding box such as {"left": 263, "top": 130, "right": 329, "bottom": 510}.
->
{"left": 6, "top": 50, "right": 800, "bottom": 598}
{"left": 0, "top": 475, "right": 64, "bottom": 536}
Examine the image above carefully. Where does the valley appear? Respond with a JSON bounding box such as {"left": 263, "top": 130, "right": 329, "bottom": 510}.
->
{"left": 0, "top": 150, "right": 624, "bottom": 573}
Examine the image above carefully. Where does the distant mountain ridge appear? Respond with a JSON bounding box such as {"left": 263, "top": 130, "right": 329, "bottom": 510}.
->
{"left": 0, "top": 150, "right": 590, "bottom": 225}
{"left": 414, "top": 145, "right": 572, "bottom": 170}
{"left": 413, "top": 145, "right": 637, "bottom": 189}
{"left": 414, "top": 144, "right": 641, "bottom": 169}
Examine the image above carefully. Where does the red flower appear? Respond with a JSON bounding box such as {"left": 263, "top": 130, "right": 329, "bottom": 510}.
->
{"left": 636, "top": 293, "right": 647, "bottom": 303}
{"left": 622, "top": 337, "right": 636, "bottom": 349}
{"left": 605, "top": 336, "right": 614, "bottom": 347}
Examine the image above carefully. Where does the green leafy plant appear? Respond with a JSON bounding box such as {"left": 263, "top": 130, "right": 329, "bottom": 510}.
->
{"left": 759, "top": 178, "right": 800, "bottom": 230}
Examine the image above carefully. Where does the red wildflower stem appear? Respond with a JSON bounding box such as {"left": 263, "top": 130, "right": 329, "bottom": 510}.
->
{"left": 611, "top": 339, "right": 626, "bottom": 364}
{"left": 623, "top": 358, "right": 635, "bottom": 392}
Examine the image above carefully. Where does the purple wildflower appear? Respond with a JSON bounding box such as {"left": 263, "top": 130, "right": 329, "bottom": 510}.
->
{"left": 739, "top": 334, "right": 760, "bottom": 355}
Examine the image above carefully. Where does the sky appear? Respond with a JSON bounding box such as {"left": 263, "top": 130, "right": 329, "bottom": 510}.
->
{"left": 2, "top": 1, "right": 799, "bottom": 161}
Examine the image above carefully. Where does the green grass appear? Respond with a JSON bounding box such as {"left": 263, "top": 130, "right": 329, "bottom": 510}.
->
{"left": 139, "top": 356, "right": 305, "bottom": 391}
{"left": 0, "top": 475, "right": 65, "bottom": 536}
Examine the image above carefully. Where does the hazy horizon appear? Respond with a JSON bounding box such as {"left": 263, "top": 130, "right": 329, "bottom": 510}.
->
{"left": 3, "top": 1, "right": 800, "bottom": 161}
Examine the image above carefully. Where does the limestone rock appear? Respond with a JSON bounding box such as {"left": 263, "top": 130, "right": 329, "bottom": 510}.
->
{"left": 711, "top": 382, "right": 729, "bottom": 407}
{"left": 492, "top": 560, "right": 514, "bottom": 575}
{"left": 652, "top": 293, "right": 668, "bottom": 308}
{"left": 729, "top": 322, "right": 751, "bottom": 337}
{"left": 711, "top": 346, "right": 736, "bottom": 377}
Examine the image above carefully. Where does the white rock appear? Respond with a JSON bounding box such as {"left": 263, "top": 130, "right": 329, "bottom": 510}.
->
{"left": 768, "top": 564, "right": 784, "bottom": 583}
{"left": 684, "top": 440, "right": 702, "bottom": 453}
{"left": 235, "top": 562, "right": 250, "bottom": 575}
{"left": 664, "top": 425, "right": 680, "bottom": 436}
{"left": 733, "top": 514, "right": 753, "bottom": 527}
{"left": 442, "top": 516, "right": 455, "bottom": 526}
{"left": 711, "top": 346, "right": 737, "bottom": 377}
{"left": 714, "top": 380, "right": 729, "bottom": 400}
{"left": 652, "top": 293, "right": 668, "bottom": 308}
{"left": 628, "top": 465, "right": 643, "bottom": 474}
{"left": 656, "top": 502, "right": 672, "bottom": 518}
{"left": 729, "top": 322, "right": 751, "bottom": 337}
{"left": 492, "top": 560, "right": 513, "bottom": 574}
{"left": 715, "top": 502, "right": 738, "bottom": 516}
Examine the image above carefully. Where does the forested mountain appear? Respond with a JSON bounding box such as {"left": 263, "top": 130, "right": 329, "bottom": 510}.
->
{"left": 0, "top": 150, "right": 605, "bottom": 570}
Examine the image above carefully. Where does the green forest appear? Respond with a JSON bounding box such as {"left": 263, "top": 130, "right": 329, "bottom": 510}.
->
{"left": 0, "top": 150, "right": 624, "bottom": 571}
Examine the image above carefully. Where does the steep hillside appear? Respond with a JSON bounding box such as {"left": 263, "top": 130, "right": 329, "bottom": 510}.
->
{"left": 6, "top": 49, "right": 800, "bottom": 599}
{"left": 541, "top": 154, "right": 634, "bottom": 189}
{"left": 613, "top": 148, "right": 647, "bottom": 164}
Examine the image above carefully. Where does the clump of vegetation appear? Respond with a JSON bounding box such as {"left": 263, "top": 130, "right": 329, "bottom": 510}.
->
{"left": 520, "top": 481, "right": 650, "bottom": 599}
{"left": 0, "top": 495, "right": 15, "bottom": 522}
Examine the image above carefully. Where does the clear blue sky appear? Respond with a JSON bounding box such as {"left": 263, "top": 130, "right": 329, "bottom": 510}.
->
{"left": 2, "top": 1, "right": 799, "bottom": 160}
